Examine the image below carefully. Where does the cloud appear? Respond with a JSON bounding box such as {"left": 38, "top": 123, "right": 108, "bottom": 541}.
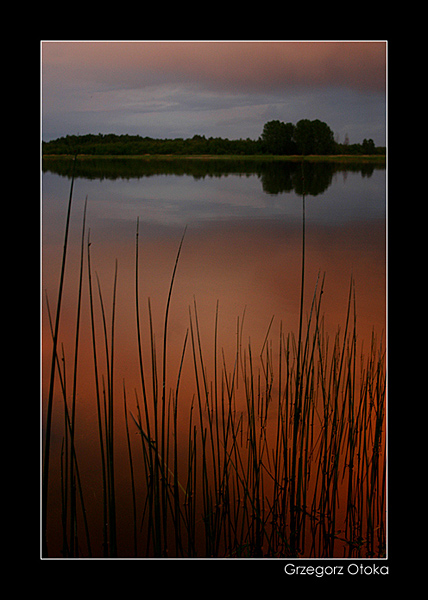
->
{"left": 42, "top": 41, "right": 386, "bottom": 143}
{"left": 42, "top": 41, "right": 386, "bottom": 94}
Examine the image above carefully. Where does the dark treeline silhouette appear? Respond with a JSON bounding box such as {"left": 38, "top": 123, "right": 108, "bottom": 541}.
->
{"left": 42, "top": 119, "right": 386, "bottom": 157}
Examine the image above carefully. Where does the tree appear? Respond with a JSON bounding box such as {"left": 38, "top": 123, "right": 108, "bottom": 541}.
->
{"left": 294, "top": 119, "right": 314, "bottom": 155}
{"left": 362, "top": 138, "right": 376, "bottom": 154}
{"left": 294, "top": 119, "right": 335, "bottom": 155}
{"left": 260, "top": 120, "right": 296, "bottom": 154}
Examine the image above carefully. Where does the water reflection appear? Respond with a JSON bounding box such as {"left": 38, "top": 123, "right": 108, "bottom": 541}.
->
{"left": 42, "top": 157, "right": 384, "bottom": 196}
{"left": 43, "top": 160, "right": 385, "bottom": 232}
{"left": 42, "top": 159, "right": 386, "bottom": 558}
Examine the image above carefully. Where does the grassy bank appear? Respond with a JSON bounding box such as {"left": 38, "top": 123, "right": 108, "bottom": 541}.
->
{"left": 42, "top": 153, "right": 386, "bottom": 164}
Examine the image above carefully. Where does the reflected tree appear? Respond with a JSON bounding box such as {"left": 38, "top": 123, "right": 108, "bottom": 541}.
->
{"left": 42, "top": 157, "right": 382, "bottom": 196}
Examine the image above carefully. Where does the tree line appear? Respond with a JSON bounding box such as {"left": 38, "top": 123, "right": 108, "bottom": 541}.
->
{"left": 42, "top": 119, "right": 385, "bottom": 156}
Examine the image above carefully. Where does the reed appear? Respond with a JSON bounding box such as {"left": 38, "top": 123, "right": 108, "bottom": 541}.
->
{"left": 42, "top": 155, "right": 76, "bottom": 556}
{"left": 42, "top": 171, "right": 386, "bottom": 558}
{"left": 91, "top": 260, "right": 118, "bottom": 557}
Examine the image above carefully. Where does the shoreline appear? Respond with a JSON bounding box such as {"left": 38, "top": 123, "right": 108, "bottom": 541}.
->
{"left": 42, "top": 153, "right": 386, "bottom": 164}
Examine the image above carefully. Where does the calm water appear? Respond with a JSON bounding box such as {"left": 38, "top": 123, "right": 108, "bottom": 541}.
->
{"left": 42, "top": 159, "right": 386, "bottom": 557}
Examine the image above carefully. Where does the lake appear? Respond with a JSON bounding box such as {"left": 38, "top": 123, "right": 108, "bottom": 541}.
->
{"left": 42, "top": 158, "right": 386, "bottom": 558}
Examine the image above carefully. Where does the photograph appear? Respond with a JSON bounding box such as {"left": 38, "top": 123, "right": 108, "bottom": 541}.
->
{"left": 41, "top": 40, "right": 387, "bottom": 564}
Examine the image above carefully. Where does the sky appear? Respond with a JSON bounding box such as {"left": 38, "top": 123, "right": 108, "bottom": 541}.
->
{"left": 41, "top": 40, "right": 387, "bottom": 146}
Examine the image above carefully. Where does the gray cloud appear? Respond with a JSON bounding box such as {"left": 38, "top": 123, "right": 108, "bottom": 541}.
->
{"left": 42, "top": 41, "right": 386, "bottom": 143}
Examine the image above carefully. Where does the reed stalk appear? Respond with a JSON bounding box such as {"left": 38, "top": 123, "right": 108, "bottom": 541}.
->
{"left": 68, "top": 196, "right": 87, "bottom": 556}
{"left": 290, "top": 176, "right": 306, "bottom": 555}
{"left": 87, "top": 229, "right": 108, "bottom": 555}
{"left": 123, "top": 382, "right": 138, "bottom": 556}
{"left": 42, "top": 155, "right": 77, "bottom": 556}
{"left": 94, "top": 261, "right": 118, "bottom": 556}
